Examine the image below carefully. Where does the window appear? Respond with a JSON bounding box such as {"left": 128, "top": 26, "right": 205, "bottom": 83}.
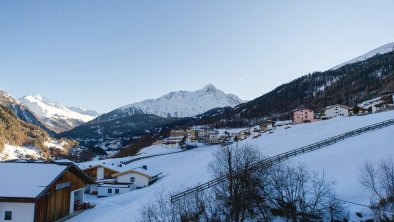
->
{"left": 130, "top": 177, "right": 135, "bottom": 183}
{"left": 115, "top": 189, "right": 119, "bottom": 194}
{"left": 56, "top": 181, "right": 71, "bottom": 190}
{"left": 108, "top": 189, "right": 112, "bottom": 194}
{"left": 4, "top": 211, "right": 12, "bottom": 220}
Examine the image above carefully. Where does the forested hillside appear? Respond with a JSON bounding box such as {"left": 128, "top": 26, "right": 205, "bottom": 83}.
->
{"left": 197, "top": 51, "right": 394, "bottom": 127}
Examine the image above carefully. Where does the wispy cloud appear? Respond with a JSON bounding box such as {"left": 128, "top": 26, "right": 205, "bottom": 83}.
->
{"left": 238, "top": 78, "right": 248, "bottom": 83}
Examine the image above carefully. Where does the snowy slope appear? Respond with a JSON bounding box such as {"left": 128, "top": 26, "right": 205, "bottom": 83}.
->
{"left": 20, "top": 95, "right": 100, "bottom": 132}
{"left": 69, "top": 111, "right": 394, "bottom": 222}
{"left": 119, "top": 84, "right": 245, "bottom": 118}
{"left": 0, "top": 144, "right": 44, "bottom": 161}
{"left": 331, "top": 42, "right": 394, "bottom": 70}
{"left": 0, "top": 141, "right": 68, "bottom": 161}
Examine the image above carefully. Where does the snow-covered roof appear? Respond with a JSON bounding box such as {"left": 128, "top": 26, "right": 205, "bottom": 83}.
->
{"left": 112, "top": 167, "right": 162, "bottom": 179}
{"left": 0, "top": 162, "right": 68, "bottom": 198}
{"left": 357, "top": 97, "right": 384, "bottom": 109}
{"left": 324, "top": 104, "right": 351, "bottom": 110}
{"left": 79, "top": 162, "right": 161, "bottom": 179}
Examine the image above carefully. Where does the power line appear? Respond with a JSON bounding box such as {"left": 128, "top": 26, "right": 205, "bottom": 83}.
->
{"left": 336, "top": 198, "right": 394, "bottom": 214}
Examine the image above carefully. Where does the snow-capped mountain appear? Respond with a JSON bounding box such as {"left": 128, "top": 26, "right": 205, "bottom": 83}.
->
{"left": 0, "top": 89, "right": 55, "bottom": 135}
{"left": 20, "top": 95, "right": 100, "bottom": 133}
{"left": 119, "top": 84, "right": 245, "bottom": 118}
{"left": 331, "top": 42, "right": 394, "bottom": 70}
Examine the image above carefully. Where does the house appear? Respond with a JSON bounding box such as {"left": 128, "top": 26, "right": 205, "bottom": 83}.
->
{"left": 81, "top": 162, "right": 163, "bottom": 196}
{"left": 239, "top": 131, "right": 248, "bottom": 140}
{"left": 80, "top": 162, "right": 162, "bottom": 196}
{"left": 293, "top": 109, "right": 314, "bottom": 124}
{"left": 196, "top": 130, "right": 210, "bottom": 142}
{"left": 162, "top": 136, "right": 184, "bottom": 147}
{"left": 83, "top": 165, "right": 120, "bottom": 194}
{"left": 97, "top": 184, "right": 135, "bottom": 197}
{"left": 206, "top": 132, "right": 221, "bottom": 144}
{"left": 259, "top": 120, "right": 274, "bottom": 131}
{"left": 0, "top": 162, "right": 94, "bottom": 222}
{"left": 84, "top": 165, "right": 120, "bottom": 181}
{"left": 322, "top": 104, "right": 350, "bottom": 119}
{"left": 111, "top": 166, "right": 162, "bottom": 189}
{"left": 169, "top": 129, "right": 187, "bottom": 138}
{"left": 356, "top": 94, "right": 393, "bottom": 113}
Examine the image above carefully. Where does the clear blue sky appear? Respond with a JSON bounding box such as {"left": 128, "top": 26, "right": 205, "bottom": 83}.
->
{"left": 1, "top": 0, "right": 393, "bottom": 112}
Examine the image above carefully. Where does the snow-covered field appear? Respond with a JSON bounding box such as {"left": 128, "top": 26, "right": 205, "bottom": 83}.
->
{"left": 69, "top": 111, "right": 394, "bottom": 222}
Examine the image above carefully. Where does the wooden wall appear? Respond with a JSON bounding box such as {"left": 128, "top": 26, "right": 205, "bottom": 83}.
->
{"left": 34, "top": 169, "right": 88, "bottom": 222}
{"left": 84, "top": 168, "right": 98, "bottom": 180}
{"left": 84, "top": 167, "right": 118, "bottom": 180}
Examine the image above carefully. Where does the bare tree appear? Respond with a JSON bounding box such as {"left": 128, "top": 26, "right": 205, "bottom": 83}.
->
{"left": 360, "top": 159, "right": 394, "bottom": 220}
{"left": 139, "top": 145, "right": 344, "bottom": 222}
{"left": 266, "top": 163, "right": 342, "bottom": 222}
{"left": 208, "top": 143, "right": 271, "bottom": 221}
{"left": 138, "top": 187, "right": 219, "bottom": 222}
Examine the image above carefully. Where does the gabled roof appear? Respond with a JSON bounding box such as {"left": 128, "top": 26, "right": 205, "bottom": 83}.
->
{"left": 82, "top": 164, "right": 120, "bottom": 173}
{"left": 112, "top": 168, "right": 162, "bottom": 179}
{"left": 0, "top": 162, "right": 94, "bottom": 199}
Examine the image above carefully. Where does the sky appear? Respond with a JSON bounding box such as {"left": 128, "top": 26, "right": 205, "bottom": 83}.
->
{"left": 1, "top": 0, "right": 393, "bottom": 113}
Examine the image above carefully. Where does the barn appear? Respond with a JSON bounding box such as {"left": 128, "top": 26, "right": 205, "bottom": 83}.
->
{"left": 0, "top": 162, "right": 94, "bottom": 222}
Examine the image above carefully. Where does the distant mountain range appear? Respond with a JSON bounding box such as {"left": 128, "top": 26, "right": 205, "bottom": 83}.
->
{"left": 59, "top": 84, "right": 243, "bottom": 148}
{"left": 19, "top": 95, "right": 100, "bottom": 133}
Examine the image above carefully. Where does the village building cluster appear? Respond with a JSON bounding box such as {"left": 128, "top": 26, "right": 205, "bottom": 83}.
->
{"left": 292, "top": 92, "right": 394, "bottom": 124}
{"left": 156, "top": 92, "right": 394, "bottom": 147}
{"left": 156, "top": 119, "right": 277, "bottom": 148}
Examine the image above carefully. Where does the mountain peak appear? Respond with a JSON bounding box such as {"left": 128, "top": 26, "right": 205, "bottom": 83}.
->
{"left": 32, "top": 94, "right": 44, "bottom": 101}
{"left": 118, "top": 84, "right": 244, "bottom": 118}
{"left": 201, "top": 84, "right": 218, "bottom": 92}
{"left": 331, "top": 42, "right": 394, "bottom": 70}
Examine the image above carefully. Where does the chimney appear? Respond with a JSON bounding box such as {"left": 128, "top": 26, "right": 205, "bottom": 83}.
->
{"left": 142, "top": 165, "right": 147, "bottom": 170}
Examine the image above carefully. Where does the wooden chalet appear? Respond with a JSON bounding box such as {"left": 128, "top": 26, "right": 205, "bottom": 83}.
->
{"left": 83, "top": 164, "right": 120, "bottom": 181}
{"left": 0, "top": 162, "right": 94, "bottom": 222}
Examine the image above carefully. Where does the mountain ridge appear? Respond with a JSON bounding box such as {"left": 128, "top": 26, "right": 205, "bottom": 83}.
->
{"left": 331, "top": 42, "right": 394, "bottom": 70}
{"left": 119, "top": 84, "right": 245, "bottom": 118}
{"left": 20, "top": 95, "right": 100, "bottom": 133}
{"left": 0, "top": 90, "right": 56, "bottom": 136}
{"left": 196, "top": 49, "right": 394, "bottom": 127}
